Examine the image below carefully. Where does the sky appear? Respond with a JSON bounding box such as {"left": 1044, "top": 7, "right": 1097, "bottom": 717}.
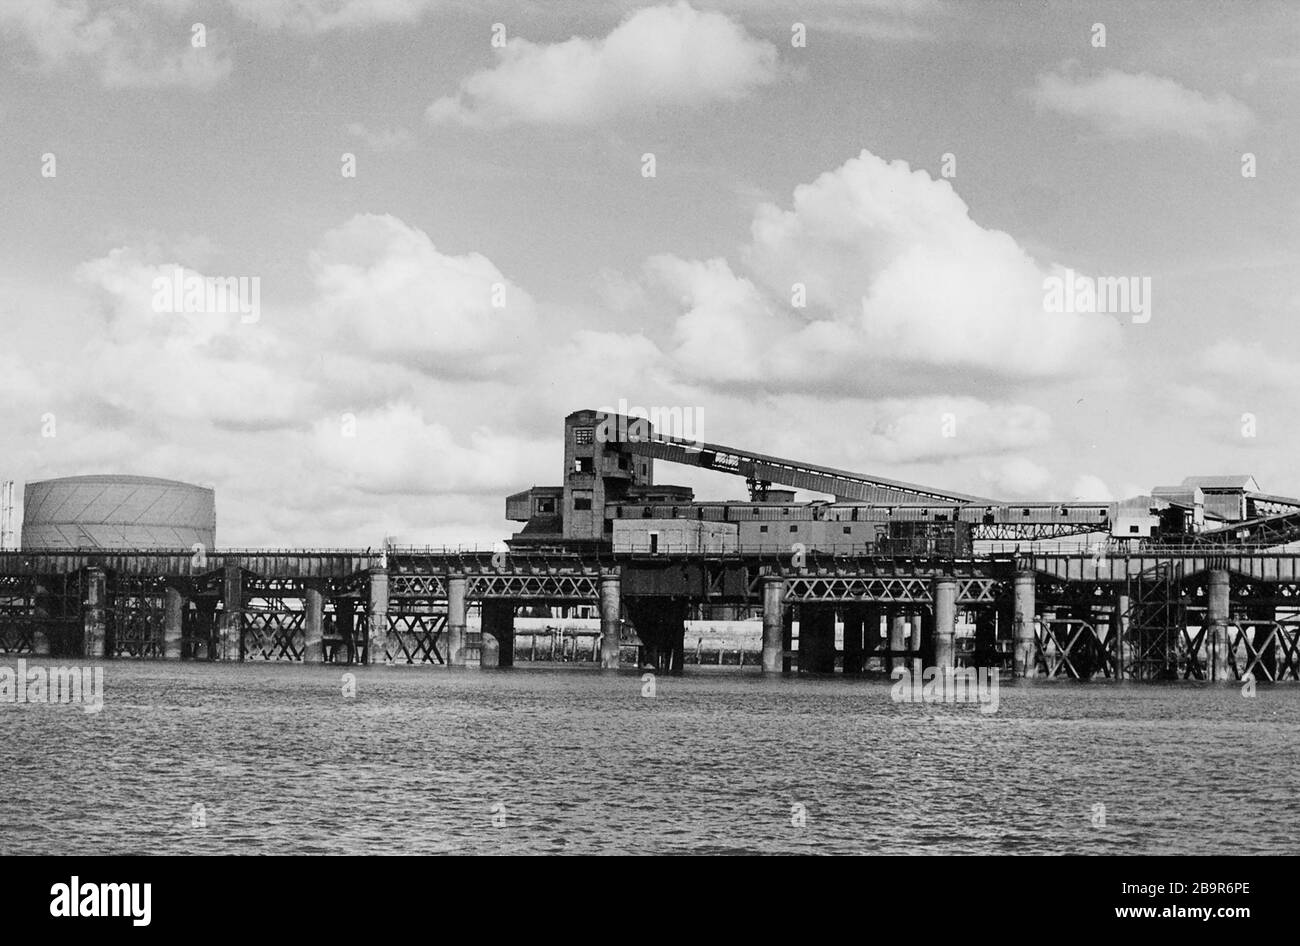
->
{"left": 1, "top": 0, "right": 1298, "bottom": 547}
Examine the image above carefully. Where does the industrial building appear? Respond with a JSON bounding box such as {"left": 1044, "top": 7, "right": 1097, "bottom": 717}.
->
{"left": 507, "top": 411, "right": 1300, "bottom": 556}
{"left": 4, "top": 411, "right": 1300, "bottom": 683}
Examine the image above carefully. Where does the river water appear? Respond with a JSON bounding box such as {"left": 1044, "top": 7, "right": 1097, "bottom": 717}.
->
{"left": 1, "top": 659, "right": 1297, "bottom": 855}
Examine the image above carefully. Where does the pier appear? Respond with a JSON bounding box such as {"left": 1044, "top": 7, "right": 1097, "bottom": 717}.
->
{"left": 2, "top": 546, "right": 1297, "bottom": 681}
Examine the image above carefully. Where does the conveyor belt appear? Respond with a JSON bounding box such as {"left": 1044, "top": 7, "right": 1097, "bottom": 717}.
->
{"left": 621, "top": 432, "right": 994, "bottom": 504}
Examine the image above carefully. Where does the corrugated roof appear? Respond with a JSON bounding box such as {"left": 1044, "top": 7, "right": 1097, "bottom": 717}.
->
{"left": 1181, "top": 475, "right": 1259, "bottom": 490}
{"left": 1247, "top": 491, "right": 1300, "bottom": 508}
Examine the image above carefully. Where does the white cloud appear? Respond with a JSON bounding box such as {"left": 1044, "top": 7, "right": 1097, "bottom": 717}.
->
{"left": 646, "top": 149, "right": 1122, "bottom": 391}
{"left": 75, "top": 249, "right": 313, "bottom": 429}
{"left": 1201, "top": 339, "right": 1297, "bottom": 389}
{"left": 20, "top": 224, "right": 555, "bottom": 545}
{"left": 309, "top": 404, "right": 540, "bottom": 496}
{"left": 1031, "top": 68, "right": 1256, "bottom": 141}
{"left": 868, "top": 399, "right": 1051, "bottom": 464}
{"left": 309, "top": 214, "right": 537, "bottom": 370}
{"left": 1070, "top": 474, "right": 1113, "bottom": 502}
{"left": 0, "top": 1, "right": 232, "bottom": 89}
{"left": 11, "top": 193, "right": 1114, "bottom": 543}
{"left": 981, "top": 457, "right": 1052, "bottom": 499}
{"left": 427, "top": 2, "right": 781, "bottom": 127}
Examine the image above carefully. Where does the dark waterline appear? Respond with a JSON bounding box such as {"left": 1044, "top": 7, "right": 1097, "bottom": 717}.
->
{"left": 2, "top": 659, "right": 1297, "bottom": 855}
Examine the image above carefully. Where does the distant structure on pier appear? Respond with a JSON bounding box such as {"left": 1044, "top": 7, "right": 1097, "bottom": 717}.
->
{"left": 21, "top": 475, "right": 215, "bottom": 550}
{"left": 506, "top": 410, "right": 1300, "bottom": 556}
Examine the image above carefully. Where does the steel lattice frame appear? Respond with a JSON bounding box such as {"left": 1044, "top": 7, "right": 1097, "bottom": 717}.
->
{"left": 107, "top": 576, "right": 166, "bottom": 659}
{"left": 469, "top": 573, "right": 599, "bottom": 601}
{"left": 1224, "top": 621, "right": 1300, "bottom": 682}
{"left": 0, "top": 575, "right": 37, "bottom": 654}
{"left": 389, "top": 574, "right": 446, "bottom": 600}
{"left": 242, "top": 593, "right": 305, "bottom": 661}
{"left": 972, "top": 523, "right": 1104, "bottom": 541}
{"left": 1122, "top": 564, "right": 1187, "bottom": 680}
{"left": 384, "top": 613, "right": 446, "bottom": 664}
{"left": 1034, "top": 619, "right": 1117, "bottom": 679}
{"left": 782, "top": 576, "right": 1000, "bottom": 604}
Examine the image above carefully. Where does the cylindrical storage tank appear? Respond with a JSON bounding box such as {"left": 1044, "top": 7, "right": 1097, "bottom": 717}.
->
{"left": 21, "top": 475, "right": 216, "bottom": 550}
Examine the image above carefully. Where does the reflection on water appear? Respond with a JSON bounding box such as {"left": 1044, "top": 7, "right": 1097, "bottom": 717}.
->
{"left": 2, "top": 660, "right": 1297, "bottom": 855}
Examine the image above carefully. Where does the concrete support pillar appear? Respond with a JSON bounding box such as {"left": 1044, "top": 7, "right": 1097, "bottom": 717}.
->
{"left": 194, "top": 598, "right": 217, "bottom": 661}
{"left": 860, "top": 605, "right": 881, "bottom": 671}
{"left": 782, "top": 605, "right": 793, "bottom": 674}
{"left": 164, "top": 586, "right": 185, "bottom": 660}
{"left": 303, "top": 584, "right": 324, "bottom": 663}
{"left": 83, "top": 567, "right": 107, "bottom": 659}
{"left": 910, "top": 609, "right": 928, "bottom": 677}
{"left": 1114, "top": 593, "right": 1130, "bottom": 678}
{"left": 888, "top": 610, "right": 907, "bottom": 672}
{"left": 933, "top": 578, "right": 957, "bottom": 670}
{"left": 799, "top": 604, "right": 836, "bottom": 673}
{"left": 498, "top": 603, "right": 515, "bottom": 668}
{"left": 479, "top": 615, "right": 500, "bottom": 667}
{"left": 599, "top": 573, "right": 621, "bottom": 669}
{"left": 446, "top": 574, "right": 468, "bottom": 667}
{"left": 973, "top": 608, "right": 997, "bottom": 667}
{"left": 481, "top": 599, "right": 515, "bottom": 669}
{"left": 1013, "top": 570, "right": 1037, "bottom": 678}
{"left": 220, "top": 563, "right": 242, "bottom": 661}
{"left": 761, "top": 577, "right": 785, "bottom": 674}
{"left": 30, "top": 578, "right": 51, "bottom": 656}
{"left": 367, "top": 568, "right": 388, "bottom": 665}
{"left": 842, "top": 605, "right": 866, "bottom": 675}
{"left": 336, "top": 597, "right": 356, "bottom": 665}
{"left": 996, "top": 593, "right": 1014, "bottom": 670}
{"left": 1207, "top": 569, "right": 1231, "bottom": 682}
{"left": 667, "top": 603, "right": 687, "bottom": 674}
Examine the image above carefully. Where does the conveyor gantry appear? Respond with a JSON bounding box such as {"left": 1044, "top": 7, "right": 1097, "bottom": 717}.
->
{"left": 620, "top": 431, "right": 994, "bottom": 505}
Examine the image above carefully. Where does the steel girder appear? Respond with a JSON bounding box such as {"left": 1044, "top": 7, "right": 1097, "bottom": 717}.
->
{"left": 781, "top": 576, "right": 999, "bottom": 604}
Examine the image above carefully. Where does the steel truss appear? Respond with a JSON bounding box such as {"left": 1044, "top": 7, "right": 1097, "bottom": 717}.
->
{"left": 1223, "top": 620, "right": 1300, "bottom": 682}
{"left": 782, "top": 576, "right": 999, "bottom": 604}
{"left": 1034, "top": 618, "right": 1116, "bottom": 679}
{"left": 468, "top": 573, "right": 598, "bottom": 600}
{"left": 1123, "top": 563, "right": 1187, "bottom": 680}
{"left": 384, "top": 612, "right": 446, "bottom": 664}
{"left": 106, "top": 576, "right": 166, "bottom": 658}
{"left": 972, "top": 523, "right": 1102, "bottom": 541}
{"left": 0, "top": 573, "right": 83, "bottom": 656}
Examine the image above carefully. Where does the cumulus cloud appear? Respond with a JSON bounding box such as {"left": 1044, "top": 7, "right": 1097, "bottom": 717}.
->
{"left": 981, "top": 457, "right": 1053, "bottom": 499}
{"left": 0, "top": 0, "right": 440, "bottom": 87}
{"left": 427, "top": 2, "right": 781, "bottom": 127}
{"left": 32, "top": 223, "right": 554, "bottom": 544}
{"left": 309, "top": 404, "right": 541, "bottom": 496}
{"left": 22, "top": 193, "right": 1097, "bottom": 543}
{"left": 75, "top": 248, "right": 313, "bottom": 429}
{"left": 310, "top": 214, "right": 536, "bottom": 371}
{"left": 0, "top": 1, "right": 232, "bottom": 89}
{"left": 642, "top": 150, "right": 1122, "bottom": 393}
{"left": 1030, "top": 67, "right": 1256, "bottom": 141}
{"left": 862, "top": 398, "right": 1052, "bottom": 464}
{"left": 1070, "top": 474, "right": 1114, "bottom": 502}
{"left": 1201, "top": 339, "right": 1297, "bottom": 389}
